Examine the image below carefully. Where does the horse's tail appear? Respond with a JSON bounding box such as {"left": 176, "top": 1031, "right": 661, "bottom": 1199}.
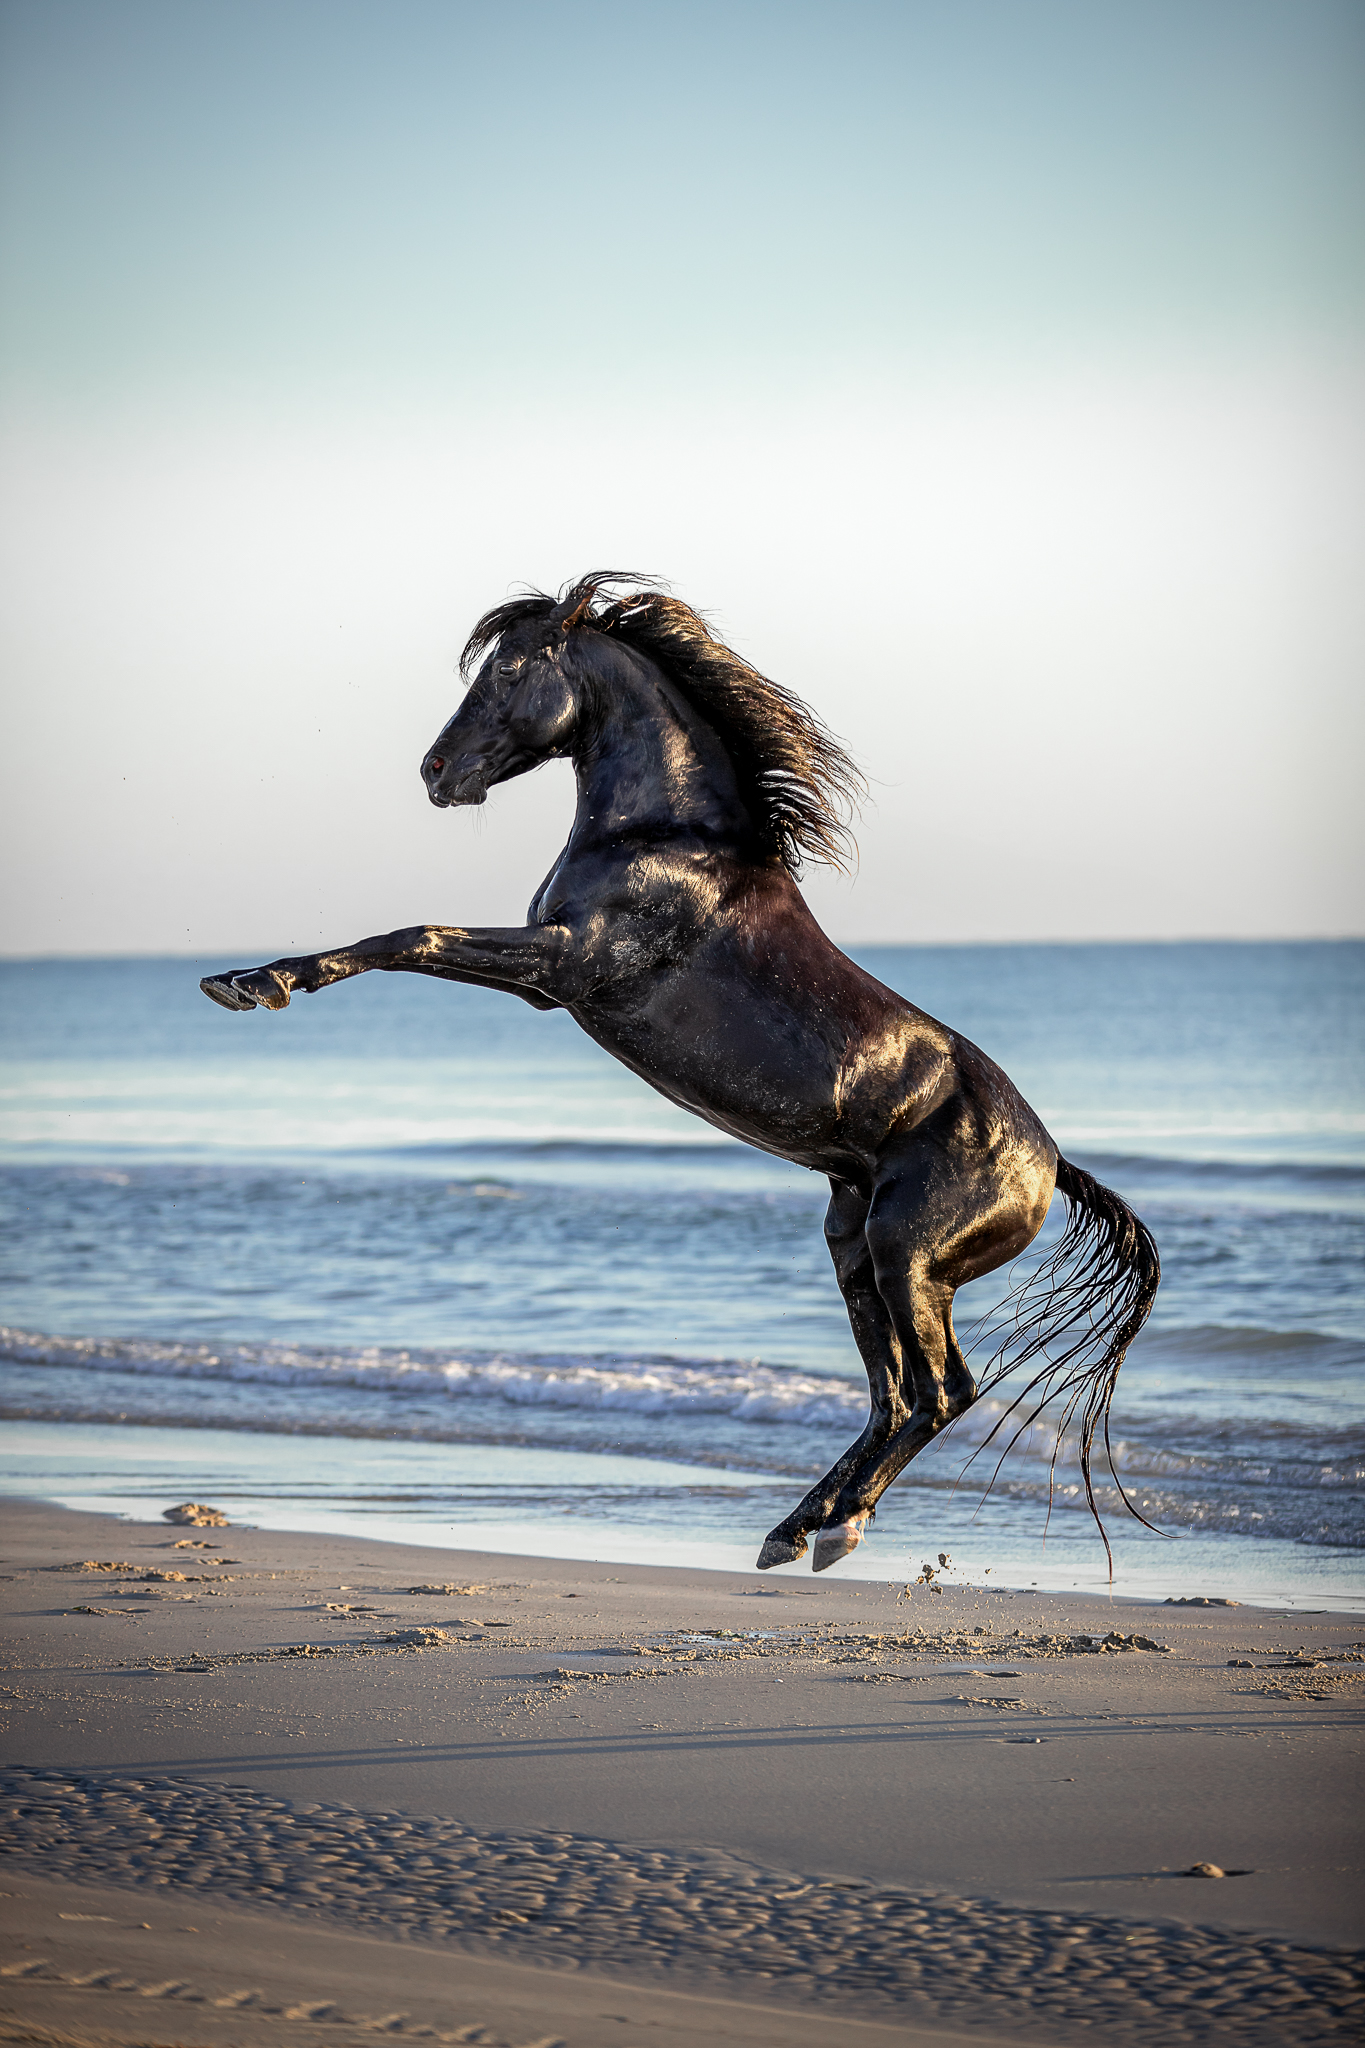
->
{"left": 968, "top": 1155, "right": 1162, "bottom": 1576}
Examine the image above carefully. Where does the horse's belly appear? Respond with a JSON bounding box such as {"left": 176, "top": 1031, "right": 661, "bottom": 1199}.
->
{"left": 572, "top": 992, "right": 897, "bottom": 1169}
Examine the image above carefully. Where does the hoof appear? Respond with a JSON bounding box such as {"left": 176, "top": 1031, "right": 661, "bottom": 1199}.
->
{"left": 201, "top": 969, "right": 292, "bottom": 1011}
{"left": 811, "top": 1516, "right": 867, "bottom": 1573}
{"left": 200, "top": 975, "right": 256, "bottom": 1012}
{"left": 756, "top": 1531, "right": 808, "bottom": 1570}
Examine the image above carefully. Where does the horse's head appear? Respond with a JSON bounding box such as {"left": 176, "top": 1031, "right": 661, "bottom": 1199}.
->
{"left": 421, "top": 603, "right": 583, "bottom": 808}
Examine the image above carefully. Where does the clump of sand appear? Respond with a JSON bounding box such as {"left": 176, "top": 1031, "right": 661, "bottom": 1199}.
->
{"left": 407, "top": 1582, "right": 492, "bottom": 1595}
{"left": 379, "top": 1626, "right": 461, "bottom": 1648}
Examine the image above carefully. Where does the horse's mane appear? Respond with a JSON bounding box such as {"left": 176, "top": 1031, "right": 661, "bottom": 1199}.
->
{"left": 460, "top": 571, "right": 863, "bottom": 874}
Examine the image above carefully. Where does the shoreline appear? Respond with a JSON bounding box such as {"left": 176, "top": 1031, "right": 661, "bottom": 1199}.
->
{"left": 1, "top": 1497, "right": 1361, "bottom": 2044}
{"left": 7, "top": 1415, "right": 1361, "bottom": 1612}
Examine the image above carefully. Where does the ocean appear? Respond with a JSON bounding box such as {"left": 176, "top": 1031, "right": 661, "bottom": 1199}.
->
{"left": 1, "top": 942, "right": 1361, "bottom": 1608}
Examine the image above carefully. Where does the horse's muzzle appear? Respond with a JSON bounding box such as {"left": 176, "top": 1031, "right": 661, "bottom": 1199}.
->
{"left": 422, "top": 752, "right": 488, "bottom": 807}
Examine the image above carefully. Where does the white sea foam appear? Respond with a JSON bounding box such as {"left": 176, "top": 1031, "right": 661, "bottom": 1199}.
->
{"left": 7, "top": 1322, "right": 1358, "bottom": 1478}
{"left": 0, "top": 1325, "right": 867, "bottom": 1430}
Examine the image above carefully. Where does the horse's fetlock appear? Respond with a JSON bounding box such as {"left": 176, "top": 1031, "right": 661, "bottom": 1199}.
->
{"left": 231, "top": 965, "right": 293, "bottom": 1010}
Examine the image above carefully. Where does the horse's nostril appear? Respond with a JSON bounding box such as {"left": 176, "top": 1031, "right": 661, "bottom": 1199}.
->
{"left": 429, "top": 756, "right": 444, "bottom": 773}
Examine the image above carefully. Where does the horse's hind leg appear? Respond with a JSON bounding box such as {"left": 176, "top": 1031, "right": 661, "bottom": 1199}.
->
{"left": 757, "top": 1178, "right": 910, "bottom": 1568}
{"left": 810, "top": 1139, "right": 1049, "bottom": 1570}
{"left": 810, "top": 1276, "right": 963, "bottom": 1571}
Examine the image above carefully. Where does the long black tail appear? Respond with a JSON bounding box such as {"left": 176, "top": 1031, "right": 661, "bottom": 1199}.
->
{"left": 967, "top": 1156, "right": 1162, "bottom": 1576}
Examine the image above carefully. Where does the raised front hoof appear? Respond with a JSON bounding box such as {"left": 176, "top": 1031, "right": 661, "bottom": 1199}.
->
{"left": 200, "top": 975, "right": 257, "bottom": 1012}
{"left": 201, "top": 969, "right": 292, "bottom": 1012}
{"left": 811, "top": 1516, "right": 867, "bottom": 1573}
{"left": 756, "top": 1530, "right": 808, "bottom": 1570}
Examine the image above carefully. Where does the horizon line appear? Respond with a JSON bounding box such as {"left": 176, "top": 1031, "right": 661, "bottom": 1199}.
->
{"left": 2, "top": 933, "right": 1363, "bottom": 965}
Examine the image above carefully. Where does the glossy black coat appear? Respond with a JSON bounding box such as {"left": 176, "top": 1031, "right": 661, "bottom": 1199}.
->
{"left": 202, "top": 584, "right": 1156, "bottom": 1571}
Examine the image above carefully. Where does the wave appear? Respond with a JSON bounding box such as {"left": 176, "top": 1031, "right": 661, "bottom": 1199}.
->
{"left": 0, "top": 1325, "right": 866, "bottom": 1431}
{"left": 4, "top": 1323, "right": 1360, "bottom": 1548}
{"left": 8, "top": 1135, "right": 1363, "bottom": 1188}
{"left": 1074, "top": 1149, "right": 1365, "bottom": 1191}
{"left": 390, "top": 1137, "right": 756, "bottom": 1164}
{"left": 1091, "top": 1321, "right": 1365, "bottom": 1370}
{"left": 4, "top": 1324, "right": 1362, "bottom": 1463}
{"left": 321, "top": 1139, "right": 1365, "bottom": 1185}
{"left": 1067, "top": 1154, "right": 1365, "bottom": 1212}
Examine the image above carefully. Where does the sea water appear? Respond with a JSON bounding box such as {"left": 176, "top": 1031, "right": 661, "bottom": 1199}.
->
{"left": 1, "top": 944, "right": 1361, "bottom": 1607}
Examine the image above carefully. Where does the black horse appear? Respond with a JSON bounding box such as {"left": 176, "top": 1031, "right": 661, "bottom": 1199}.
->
{"left": 202, "top": 572, "right": 1159, "bottom": 1572}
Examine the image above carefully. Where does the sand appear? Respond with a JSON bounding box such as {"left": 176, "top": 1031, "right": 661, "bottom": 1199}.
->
{"left": 1, "top": 1498, "right": 1361, "bottom": 2046}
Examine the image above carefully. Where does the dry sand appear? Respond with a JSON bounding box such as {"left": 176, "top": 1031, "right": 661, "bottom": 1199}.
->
{"left": 1, "top": 1497, "right": 1361, "bottom": 2046}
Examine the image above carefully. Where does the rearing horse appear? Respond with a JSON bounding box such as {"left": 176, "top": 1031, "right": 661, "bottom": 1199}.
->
{"left": 202, "top": 572, "right": 1159, "bottom": 1573}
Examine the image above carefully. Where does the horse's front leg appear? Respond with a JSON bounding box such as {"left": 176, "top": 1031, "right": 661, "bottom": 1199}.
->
{"left": 200, "top": 924, "right": 568, "bottom": 1012}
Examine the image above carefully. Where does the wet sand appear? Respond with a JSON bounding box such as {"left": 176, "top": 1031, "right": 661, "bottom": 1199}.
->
{"left": 1, "top": 1498, "right": 1361, "bottom": 2045}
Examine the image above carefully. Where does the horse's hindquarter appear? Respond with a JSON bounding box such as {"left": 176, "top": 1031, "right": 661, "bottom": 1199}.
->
{"left": 904, "top": 1033, "right": 1060, "bottom": 1277}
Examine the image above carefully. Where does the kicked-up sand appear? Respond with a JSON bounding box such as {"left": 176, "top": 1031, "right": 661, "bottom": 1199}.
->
{"left": 0, "top": 1497, "right": 1361, "bottom": 2046}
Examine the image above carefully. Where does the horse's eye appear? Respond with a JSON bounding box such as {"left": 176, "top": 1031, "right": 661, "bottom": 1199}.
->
{"left": 495, "top": 658, "right": 523, "bottom": 678}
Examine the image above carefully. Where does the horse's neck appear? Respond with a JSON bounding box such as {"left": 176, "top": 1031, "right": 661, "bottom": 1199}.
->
{"left": 572, "top": 666, "right": 753, "bottom": 847}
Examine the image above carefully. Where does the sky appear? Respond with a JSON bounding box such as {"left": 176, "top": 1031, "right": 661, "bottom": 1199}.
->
{"left": 1, "top": 0, "right": 1362, "bottom": 953}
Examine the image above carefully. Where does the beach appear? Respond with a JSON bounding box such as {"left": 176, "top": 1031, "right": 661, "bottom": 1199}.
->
{"left": 3, "top": 944, "right": 1363, "bottom": 2041}
{"left": 1, "top": 1497, "right": 1360, "bottom": 2045}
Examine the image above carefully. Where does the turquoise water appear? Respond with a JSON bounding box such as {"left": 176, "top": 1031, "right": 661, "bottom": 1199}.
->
{"left": 1, "top": 943, "right": 1361, "bottom": 1605}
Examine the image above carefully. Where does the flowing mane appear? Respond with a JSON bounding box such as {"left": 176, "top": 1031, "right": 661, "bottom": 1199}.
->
{"left": 460, "top": 571, "right": 864, "bottom": 874}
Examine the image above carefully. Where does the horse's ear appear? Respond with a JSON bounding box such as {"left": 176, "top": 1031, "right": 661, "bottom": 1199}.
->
{"left": 558, "top": 590, "right": 595, "bottom": 634}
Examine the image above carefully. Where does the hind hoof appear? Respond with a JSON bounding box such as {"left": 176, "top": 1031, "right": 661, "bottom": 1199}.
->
{"left": 757, "top": 1531, "right": 808, "bottom": 1569}
{"left": 811, "top": 1516, "right": 867, "bottom": 1573}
